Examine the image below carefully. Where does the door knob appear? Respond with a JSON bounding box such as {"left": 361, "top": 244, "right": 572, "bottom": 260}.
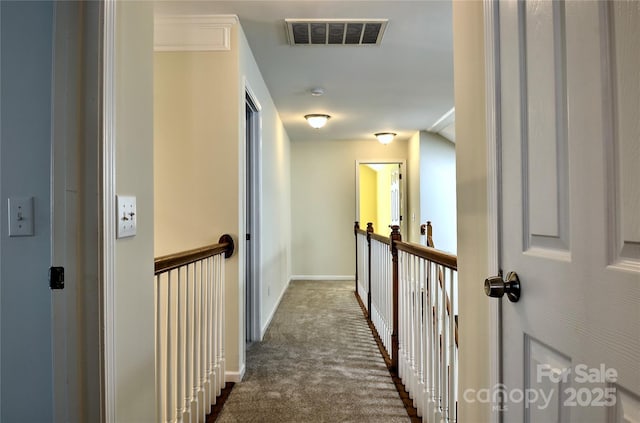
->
{"left": 484, "top": 271, "right": 521, "bottom": 302}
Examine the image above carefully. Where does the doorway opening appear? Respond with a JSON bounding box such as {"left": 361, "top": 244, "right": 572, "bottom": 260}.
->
{"left": 245, "top": 86, "right": 261, "bottom": 345}
{"left": 355, "top": 161, "right": 406, "bottom": 239}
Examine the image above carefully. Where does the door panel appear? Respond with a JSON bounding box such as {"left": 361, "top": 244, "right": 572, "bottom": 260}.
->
{"left": 523, "top": 0, "right": 569, "bottom": 251}
{"left": 524, "top": 336, "right": 571, "bottom": 423}
{"left": 611, "top": 387, "right": 640, "bottom": 423}
{"left": 498, "top": 1, "right": 640, "bottom": 422}
{"left": 606, "top": 1, "right": 640, "bottom": 267}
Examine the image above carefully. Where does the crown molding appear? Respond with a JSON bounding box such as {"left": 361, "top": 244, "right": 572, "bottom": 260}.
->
{"left": 154, "top": 15, "right": 239, "bottom": 52}
{"left": 427, "top": 107, "right": 455, "bottom": 133}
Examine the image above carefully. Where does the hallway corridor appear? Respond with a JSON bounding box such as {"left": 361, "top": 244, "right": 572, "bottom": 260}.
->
{"left": 216, "top": 280, "right": 409, "bottom": 422}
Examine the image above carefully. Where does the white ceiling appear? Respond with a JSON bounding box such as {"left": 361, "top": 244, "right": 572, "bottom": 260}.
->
{"left": 154, "top": 1, "right": 454, "bottom": 144}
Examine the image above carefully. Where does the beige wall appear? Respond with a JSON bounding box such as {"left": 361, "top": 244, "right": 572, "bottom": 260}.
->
{"left": 291, "top": 139, "right": 407, "bottom": 277}
{"left": 154, "top": 49, "right": 239, "bottom": 255}
{"left": 453, "top": 1, "right": 491, "bottom": 420}
{"left": 115, "top": 2, "right": 156, "bottom": 420}
{"left": 155, "top": 24, "right": 292, "bottom": 376}
{"left": 154, "top": 30, "right": 242, "bottom": 373}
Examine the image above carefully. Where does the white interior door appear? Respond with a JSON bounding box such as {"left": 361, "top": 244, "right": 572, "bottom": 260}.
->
{"left": 495, "top": 1, "right": 640, "bottom": 421}
{"left": 390, "top": 165, "right": 401, "bottom": 227}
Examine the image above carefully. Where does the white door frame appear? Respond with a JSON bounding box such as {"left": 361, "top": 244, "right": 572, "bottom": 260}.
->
{"left": 483, "top": 0, "right": 501, "bottom": 421}
{"left": 51, "top": 1, "right": 105, "bottom": 421}
{"left": 243, "top": 79, "right": 262, "bottom": 343}
{"left": 354, "top": 159, "right": 407, "bottom": 240}
{"left": 51, "top": 3, "right": 80, "bottom": 419}
{"left": 102, "top": 0, "right": 117, "bottom": 420}
{"left": 479, "top": 0, "right": 502, "bottom": 423}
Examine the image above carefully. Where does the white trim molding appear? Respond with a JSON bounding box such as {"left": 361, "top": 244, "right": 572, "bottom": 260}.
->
{"left": 290, "top": 275, "right": 354, "bottom": 281}
{"left": 225, "top": 366, "right": 246, "bottom": 383}
{"left": 428, "top": 107, "right": 455, "bottom": 133}
{"left": 102, "top": 0, "right": 117, "bottom": 420}
{"left": 154, "top": 15, "right": 238, "bottom": 51}
{"left": 483, "top": 1, "right": 501, "bottom": 423}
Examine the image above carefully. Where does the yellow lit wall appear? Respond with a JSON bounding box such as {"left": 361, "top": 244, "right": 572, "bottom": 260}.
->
{"left": 359, "top": 165, "right": 377, "bottom": 229}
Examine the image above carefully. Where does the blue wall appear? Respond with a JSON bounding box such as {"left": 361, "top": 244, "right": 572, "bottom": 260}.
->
{"left": 1, "top": 1, "right": 54, "bottom": 420}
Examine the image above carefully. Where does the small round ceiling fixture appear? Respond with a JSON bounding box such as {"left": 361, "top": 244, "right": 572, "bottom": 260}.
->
{"left": 305, "top": 114, "right": 331, "bottom": 129}
{"left": 375, "top": 132, "right": 397, "bottom": 145}
{"left": 310, "top": 88, "right": 325, "bottom": 96}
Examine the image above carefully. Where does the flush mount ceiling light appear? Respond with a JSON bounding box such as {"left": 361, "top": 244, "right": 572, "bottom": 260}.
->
{"left": 375, "top": 132, "right": 396, "bottom": 144}
{"left": 305, "top": 114, "right": 331, "bottom": 129}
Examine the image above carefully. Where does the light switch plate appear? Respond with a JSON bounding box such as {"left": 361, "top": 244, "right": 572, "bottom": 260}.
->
{"left": 116, "top": 195, "right": 137, "bottom": 238}
{"left": 8, "top": 197, "right": 34, "bottom": 237}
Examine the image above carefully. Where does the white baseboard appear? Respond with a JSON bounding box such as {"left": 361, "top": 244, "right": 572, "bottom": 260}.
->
{"left": 261, "top": 278, "right": 291, "bottom": 338}
{"left": 290, "top": 275, "right": 354, "bottom": 281}
{"left": 225, "top": 365, "right": 245, "bottom": 383}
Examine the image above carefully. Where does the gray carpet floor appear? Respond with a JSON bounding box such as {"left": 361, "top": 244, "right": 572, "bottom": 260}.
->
{"left": 217, "top": 280, "right": 410, "bottom": 423}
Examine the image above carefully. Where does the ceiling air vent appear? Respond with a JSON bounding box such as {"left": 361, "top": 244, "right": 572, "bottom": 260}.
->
{"left": 285, "top": 19, "right": 388, "bottom": 46}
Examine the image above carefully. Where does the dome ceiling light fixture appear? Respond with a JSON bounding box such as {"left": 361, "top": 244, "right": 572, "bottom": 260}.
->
{"left": 375, "top": 132, "right": 396, "bottom": 145}
{"left": 304, "top": 114, "right": 331, "bottom": 129}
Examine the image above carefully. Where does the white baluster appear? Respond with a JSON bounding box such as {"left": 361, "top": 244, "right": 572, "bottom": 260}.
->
{"left": 419, "top": 257, "right": 427, "bottom": 416}
{"left": 416, "top": 256, "right": 425, "bottom": 416}
{"left": 426, "top": 260, "right": 436, "bottom": 422}
{"left": 186, "top": 263, "right": 195, "bottom": 423}
{"left": 205, "top": 255, "right": 211, "bottom": 419}
{"left": 411, "top": 254, "right": 419, "bottom": 402}
{"left": 433, "top": 262, "right": 442, "bottom": 423}
{"left": 177, "top": 270, "right": 185, "bottom": 422}
{"left": 441, "top": 266, "right": 448, "bottom": 422}
{"left": 219, "top": 253, "right": 226, "bottom": 391}
{"left": 398, "top": 251, "right": 404, "bottom": 381}
{"left": 448, "top": 268, "right": 457, "bottom": 423}
{"left": 199, "top": 257, "right": 207, "bottom": 421}
{"left": 166, "top": 272, "right": 174, "bottom": 423}
{"left": 156, "top": 277, "right": 164, "bottom": 422}
{"left": 212, "top": 255, "right": 219, "bottom": 401}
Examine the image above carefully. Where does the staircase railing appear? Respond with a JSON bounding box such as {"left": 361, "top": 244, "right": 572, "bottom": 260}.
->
{"left": 354, "top": 222, "right": 370, "bottom": 317}
{"left": 370, "top": 230, "right": 394, "bottom": 356}
{"left": 354, "top": 222, "right": 458, "bottom": 423}
{"left": 154, "top": 234, "right": 235, "bottom": 423}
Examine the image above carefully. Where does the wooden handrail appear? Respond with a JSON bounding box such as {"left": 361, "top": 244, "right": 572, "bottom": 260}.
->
{"left": 395, "top": 241, "right": 457, "bottom": 271}
{"left": 355, "top": 227, "right": 368, "bottom": 236}
{"left": 397, "top": 223, "right": 458, "bottom": 346}
{"left": 354, "top": 219, "right": 460, "bottom": 418}
{"left": 370, "top": 232, "right": 391, "bottom": 245}
{"left": 155, "top": 234, "right": 234, "bottom": 275}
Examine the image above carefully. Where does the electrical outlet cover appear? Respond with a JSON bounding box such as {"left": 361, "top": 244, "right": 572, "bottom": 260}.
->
{"left": 116, "top": 195, "right": 137, "bottom": 238}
